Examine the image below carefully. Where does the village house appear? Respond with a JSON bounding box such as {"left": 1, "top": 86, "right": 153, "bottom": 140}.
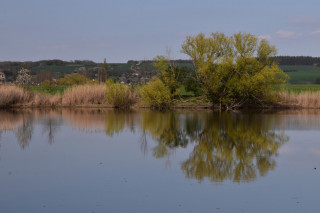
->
{"left": 0, "top": 72, "right": 5, "bottom": 84}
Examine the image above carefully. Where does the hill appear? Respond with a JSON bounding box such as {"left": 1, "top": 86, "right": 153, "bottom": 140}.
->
{"left": 1, "top": 56, "right": 320, "bottom": 84}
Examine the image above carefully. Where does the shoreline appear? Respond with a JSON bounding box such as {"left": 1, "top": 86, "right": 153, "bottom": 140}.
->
{"left": 0, "top": 103, "right": 316, "bottom": 111}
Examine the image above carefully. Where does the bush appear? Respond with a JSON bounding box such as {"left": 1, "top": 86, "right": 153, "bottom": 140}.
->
{"left": 57, "top": 73, "right": 93, "bottom": 86}
{"left": 40, "top": 80, "right": 56, "bottom": 94}
{"left": 105, "top": 80, "right": 138, "bottom": 108}
{"left": 140, "top": 78, "right": 172, "bottom": 108}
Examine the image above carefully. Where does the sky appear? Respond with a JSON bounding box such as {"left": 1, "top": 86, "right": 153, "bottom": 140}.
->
{"left": 1, "top": 0, "right": 320, "bottom": 62}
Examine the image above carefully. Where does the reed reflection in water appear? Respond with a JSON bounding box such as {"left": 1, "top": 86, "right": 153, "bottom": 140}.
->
{"left": 0, "top": 109, "right": 293, "bottom": 183}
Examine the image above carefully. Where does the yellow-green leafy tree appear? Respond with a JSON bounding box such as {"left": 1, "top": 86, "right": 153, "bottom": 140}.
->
{"left": 153, "top": 56, "right": 189, "bottom": 95}
{"left": 181, "top": 32, "right": 289, "bottom": 109}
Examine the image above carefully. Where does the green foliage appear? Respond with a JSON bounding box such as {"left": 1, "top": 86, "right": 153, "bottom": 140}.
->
{"left": 184, "top": 73, "right": 203, "bottom": 96}
{"left": 105, "top": 81, "right": 137, "bottom": 108}
{"left": 140, "top": 78, "right": 172, "bottom": 108}
{"left": 57, "top": 73, "right": 93, "bottom": 86}
{"left": 25, "top": 85, "right": 68, "bottom": 95}
{"left": 153, "top": 56, "right": 189, "bottom": 95}
{"left": 40, "top": 80, "right": 56, "bottom": 94}
{"left": 181, "top": 32, "right": 289, "bottom": 109}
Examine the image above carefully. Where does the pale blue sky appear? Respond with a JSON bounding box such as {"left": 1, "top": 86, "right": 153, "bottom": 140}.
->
{"left": 1, "top": 0, "right": 320, "bottom": 62}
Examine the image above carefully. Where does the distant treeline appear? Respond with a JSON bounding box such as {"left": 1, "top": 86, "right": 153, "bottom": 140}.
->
{"left": 0, "top": 59, "right": 95, "bottom": 71}
{"left": 127, "top": 59, "right": 192, "bottom": 64}
{"left": 271, "top": 56, "right": 320, "bottom": 66}
{"left": 129, "top": 57, "right": 320, "bottom": 66}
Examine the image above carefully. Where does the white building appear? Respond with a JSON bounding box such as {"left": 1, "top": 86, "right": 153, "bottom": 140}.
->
{"left": 0, "top": 72, "right": 5, "bottom": 83}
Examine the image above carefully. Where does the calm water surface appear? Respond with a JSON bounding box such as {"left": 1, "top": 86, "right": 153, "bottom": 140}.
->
{"left": 0, "top": 109, "right": 319, "bottom": 213}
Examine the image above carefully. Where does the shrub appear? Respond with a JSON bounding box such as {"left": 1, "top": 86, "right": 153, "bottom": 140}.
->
{"left": 140, "top": 78, "right": 172, "bottom": 108}
{"left": 105, "top": 81, "right": 138, "bottom": 108}
{"left": 57, "top": 73, "right": 93, "bottom": 86}
{"left": 40, "top": 80, "right": 56, "bottom": 94}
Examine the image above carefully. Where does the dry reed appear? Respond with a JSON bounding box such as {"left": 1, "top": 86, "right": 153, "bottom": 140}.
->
{"left": 0, "top": 85, "right": 61, "bottom": 107}
{"left": 0, "top": 85, "right": 28, "bottom": 107}
{"left": 278, "top": 91, "right": 320, "bottom": 108}
{"left": 62, "top": 84, "right": 106, "bottom": 106}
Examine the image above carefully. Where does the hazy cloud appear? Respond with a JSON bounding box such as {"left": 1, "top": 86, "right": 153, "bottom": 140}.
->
{"left": 310, "top": 29, "right": 320, "bottom": 35}
{"left": 275, "top": 30, "right": 300, "bottom": 39}
{"left": 258, "top": 34, "right": 271, "bottom": 40}
{"left": 291, "top": 16, "right": 319, "bottom": 25}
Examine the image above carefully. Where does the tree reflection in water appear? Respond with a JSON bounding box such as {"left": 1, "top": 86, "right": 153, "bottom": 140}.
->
{"left": 0, "top": 109, "right": 289, "bottom": 183}
{"left": 181, "top": 113, "right": 288, "bottom": 182}
{"left": 140, "top": 111, "right": 288, "bottom": 182}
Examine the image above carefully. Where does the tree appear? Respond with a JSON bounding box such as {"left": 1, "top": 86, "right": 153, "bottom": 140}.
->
{"left": 153, "top": 55, "right": 188, "bottom": 95}
{"left": 15, "top": 68, "right": 32, "bottom": 86}
{"left": 181, "top": 32, "right": 289, "bottom": 109}
{"left": 98, "top": 58, "right": 108, "bottom": 84}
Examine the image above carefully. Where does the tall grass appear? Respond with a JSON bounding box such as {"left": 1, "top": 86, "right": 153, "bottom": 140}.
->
{"left": 278, "top": 91, "right": 320, "bottom": 108}
{"left": 62, "top": 84, "right": 106, "bottom": 105}
{"left": 0, "top": 85, "right": 62, "bottom": 107}
{"left": 0, "top": 85, "right": 33, "bottom": 107}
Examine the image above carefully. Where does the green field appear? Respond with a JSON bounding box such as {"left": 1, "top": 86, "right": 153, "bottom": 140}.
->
{"left": 283, "top": 84, "right": 320, "bottom": 93}
{"left": 25, "top": 85, "right": 69, "bottom": 95}
{"left": 25, "top": 64, "right": 320, "bottom": 86}
{"left": 280, "top": 65, "right": 320, "bottom": 84}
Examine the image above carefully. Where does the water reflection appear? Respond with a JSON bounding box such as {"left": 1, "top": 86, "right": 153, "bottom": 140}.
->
{"left": 181, "top": 113, "right": 288, "bottom": 182}
{"left": 0, "top": 109, "right": 298, "bottom": 182}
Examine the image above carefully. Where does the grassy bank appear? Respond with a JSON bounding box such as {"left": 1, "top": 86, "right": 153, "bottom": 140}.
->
{"left": 2, "top": 84, "right": 320, "bottom": 109}
{"left": 0, "top": 85, "right": 107, "bottom": 108}
{"left": 25, "top": 85, "right": 69, "bottom": 95}
{"left": 284, "top": 84, "right": 320, "bottom": 94}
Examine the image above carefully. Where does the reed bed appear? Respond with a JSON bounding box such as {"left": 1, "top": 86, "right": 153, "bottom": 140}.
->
{"left": 278, "top": 91, "right": 320, "bottom": 108}
{"left": 62, "top": 84, "right": 106, "bottom": 106}
{"left": 3, "top": 84, "right": 320, "bottom": 109}
{"left": 0, "top": 85, "right": 31, "bottom": 107}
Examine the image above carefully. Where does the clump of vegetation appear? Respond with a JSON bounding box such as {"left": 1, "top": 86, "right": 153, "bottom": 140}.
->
{"left": 40, "top": 80, "right": 57, "bottom": 94}
{"left": 105, "top": 79, "right": 138, "bottom": 108}
{"left": 0, "top": 85, "right": 26, "bottom": 107}
{"left": 181, "top": 32, "right": 289, "bottom": 109}
{"left": 140, "top": 78, "right": 172, "bottom": 108}
{"left": 278, "top": 91, "right": 320, "bottom": 108}
{"left": 0, "top": 85, "right": 60, "bottom": 107}
{"left": 153, "top": 56, "right": 189, "bottom": 96}
{"left": 57, "top": 73, "right": 93, "bottom": 86}
{"left": 62, "top": 84, "right": 105, "bottom": 105}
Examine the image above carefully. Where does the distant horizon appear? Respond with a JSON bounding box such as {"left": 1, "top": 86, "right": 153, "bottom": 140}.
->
{"left": 1, "top": 55, "right": 320, "bottom": 64}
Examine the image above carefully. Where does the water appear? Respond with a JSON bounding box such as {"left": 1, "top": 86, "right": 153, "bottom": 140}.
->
{"left": 0, "top": 109, "right": 319, "bottom": 213}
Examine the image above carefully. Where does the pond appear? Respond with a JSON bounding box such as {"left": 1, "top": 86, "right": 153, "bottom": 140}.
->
{"left": 0, "top": 109, "right": 319, "bottom": 213}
